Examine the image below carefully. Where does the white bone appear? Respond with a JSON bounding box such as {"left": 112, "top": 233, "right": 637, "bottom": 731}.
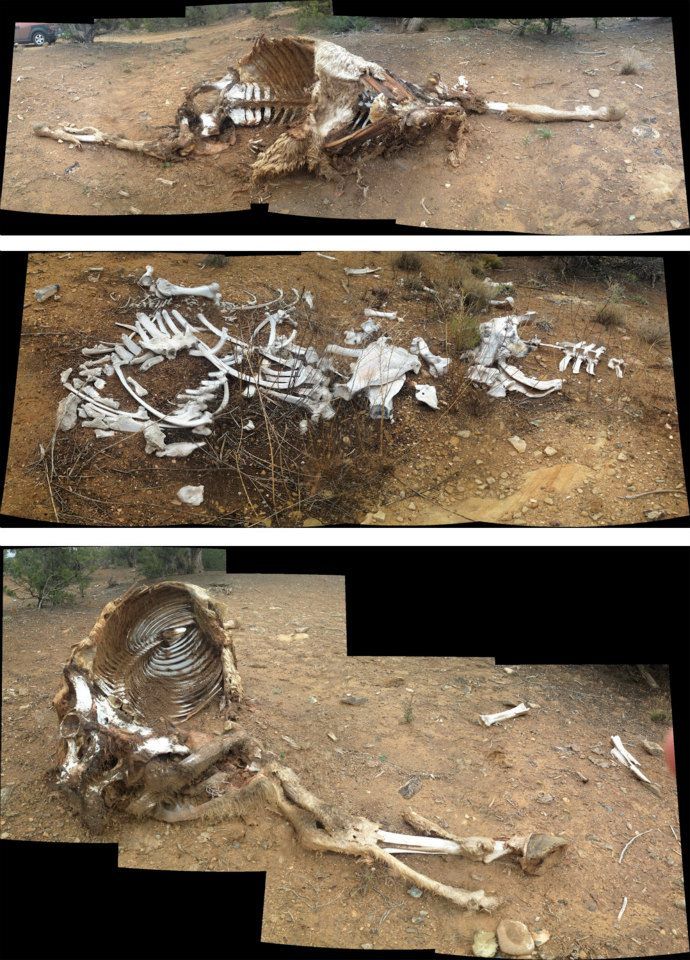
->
{"left": 243, "top": 420, "right": 256, "bottom": 432}
{"left": 144, "top": 424, "right": 167, "bottom": 454}
{"left": 480, "top": 703, "right": 529, "bottom": 726}
{"left": 485, "top": 101, "right": 625, "bottom": 122}
{"left": 154, "top": 278, "right": 222, "bottom": 304}
{"left": 138, "top": 265, "right": 154, "bottom": 288}
{"left": 94, "top": 429, "right": 115, "bottom": 438}
{"left": 414, "top": 383, "right": 439, "bottom": 410}
{"left": 410, "top": 337, "right": 451, "bottom": 378}
{"left": 363, "top": 308, "right": 396, "bottom": 320}
{"left": 176, "top": 485, "right": 204, "bottom": 506}
{"left": 56, "top": 393, "right": 80, "bottom": 431}
{"left": 344, "top": 267, "right": 381, "bottom": 275}
{"left": 155, "top": 442, "right": 206, "bottom": 458}
{"left": 344, "top": 330, "right": 367, "bottom": 345}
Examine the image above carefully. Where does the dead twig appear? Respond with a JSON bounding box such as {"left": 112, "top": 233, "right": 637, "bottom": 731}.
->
{"left": 618, "top": 488, "right": 682, "bottom": 500}
{"left": 619, "top": 828, "right": 655, "bottom": 863}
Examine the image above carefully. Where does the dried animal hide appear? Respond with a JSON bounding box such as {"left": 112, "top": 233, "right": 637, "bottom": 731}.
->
{"left": 53, "top": 582, "right": 569, "bottom": 912}
{"left": 33, "top": 35, "right": 625, "bottom": 181}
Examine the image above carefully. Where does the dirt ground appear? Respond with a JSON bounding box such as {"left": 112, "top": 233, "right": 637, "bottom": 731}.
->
{"left": 2, "top": 15, "right": 687, "bottom": 233}
{"left": 1, "top": 569, "right": 687, "bottom": 958}
{"left": 1, "top": 252, "right": 686, "bottom": 527}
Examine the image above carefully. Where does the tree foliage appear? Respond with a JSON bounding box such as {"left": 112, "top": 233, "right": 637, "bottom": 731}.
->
{"left": 4, "top": 548, "right": 99, "bottom": 608}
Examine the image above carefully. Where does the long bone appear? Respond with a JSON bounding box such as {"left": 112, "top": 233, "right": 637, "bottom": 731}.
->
{"left": 154, "top": 277, "right": 222, "bottom": 304}
{"left": 410, "top": 336, "right": 451, "bottom": 377}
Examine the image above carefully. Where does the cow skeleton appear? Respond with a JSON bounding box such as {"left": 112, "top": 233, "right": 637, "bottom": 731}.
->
{"left": 54, "top": 581, "right": 569, "bottom": 912}
{"left": 57, "top": 267, "right": 450, "bottom": 447}
{"left": 33, "top": 35, "right": 626, "bottom": 183}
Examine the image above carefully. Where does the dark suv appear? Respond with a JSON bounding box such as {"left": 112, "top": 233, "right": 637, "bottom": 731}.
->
{"left": 14, "top": 22, "right": 61, "bottom": 46}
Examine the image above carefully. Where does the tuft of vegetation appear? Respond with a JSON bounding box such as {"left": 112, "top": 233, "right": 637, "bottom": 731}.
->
{"left": 402, "top": 694, "right": 415, "bottom": 724}
{"left": 200, "top": 254, "right": 230, "bottom": 268}
{"left": 449, "top": 310, "right": 481, "bottom": 352}
{"left": 478, "top": 254, "right": 503, "bottom": 271}
{"left": 4, "top": 547, "right": 99, "bottom": 608}
{"left": 446, "top": 18, "right": 499, "bottom": 30}
{"left": 295, "top": 1, "right": 371, "bottom": 33}
{"left": 594, "top": 302, "right": 625, "bottom": 328}
{"left": 394, "top": 252, "right": 423, "bottom": 272}
{"left": 638, "top": 318, "right": 670, "bottom": 349}
{"left": 537, "top": 127, "right": 553, "bottom": 140}
{"left": 620, "top": 48, "right": 646, "bottom": 75}
{"left": 650, "top": 709, "right": 670, "bottom": 723}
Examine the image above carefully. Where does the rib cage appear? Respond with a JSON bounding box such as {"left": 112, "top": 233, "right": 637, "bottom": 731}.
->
{"left": 90, "top": 582, "right": 226, "bottom": 724}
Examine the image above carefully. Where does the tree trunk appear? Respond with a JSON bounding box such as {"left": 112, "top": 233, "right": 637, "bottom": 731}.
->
{"left": 190, "top": 548, "right": 204, "bottom": 573}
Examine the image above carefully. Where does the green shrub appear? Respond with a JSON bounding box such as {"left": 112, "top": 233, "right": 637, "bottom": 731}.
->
{"left": 4, "top": 547, "right": 98, "bottom": 608}
{"left": 450, "top": 311, "right": 480, "bottom": 351}
{"left": 594, "top": 303, "right": 625, "bottom": 328}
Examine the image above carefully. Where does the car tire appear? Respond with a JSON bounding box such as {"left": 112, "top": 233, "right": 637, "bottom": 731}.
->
{"left": 32, "top": 30, "right": 48, "bottom": 46}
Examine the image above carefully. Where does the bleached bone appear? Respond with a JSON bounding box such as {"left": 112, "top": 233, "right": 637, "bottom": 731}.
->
{"left": 334, "top": 338, "right": 421, "bottom": 408}
{"left": 472, "top": 314, "right": 536, "bottom": 367}
{"left": 414, "top": 383, "right": 439, "bottom": 410}
{"left": 302, "top": 290, "right": 314, "bottom": 309}
{"left": 480, "top": 703, "right": 529, "bottom": 726}
{"left": 344, "top": 267, "right": 381, "bottom": 275}
{"left": 497, "top": 361, "right": 562, "bottom": 395}
{"left": 489, "top": 296, "right": 515, "bottom": 308}
{"left": 361, "top": 319, "right": 381, "bottom": 335}
{"left": 154, "top": 278, "right": 222, "bottom": 304}
{"left": 410, "top": 337, "right": 450, "bottom": 377}
{"left": 139, "top": 265, "right": 154, "bottom": 288}
{"left": 94, "top": 430, "right": 115, "bottom": 438}
{"left": 55, "top": 394, "right": 80, "bottom": 431}
{"left": 177, "top": 485, "right": 204, "bottom": 506}
{"left": 367, "top": 377, "right": 406, "bottom": 421}
{"left": 483, "top": 278, "right": 515, "bottom": 296}
{"left": 485, "top": 101, "right": 626, "bottom": 123}
{"left": 364, "top": 308, "right": 397, "bottom": 321}
{"left": 155, "top": 442, "right": 206, "bottom": 458}
{"left": 608, "top": 357, "right": 625, "bottom": 378}
{"left": 344, "top": 330, "right": 367, "bottom": 346}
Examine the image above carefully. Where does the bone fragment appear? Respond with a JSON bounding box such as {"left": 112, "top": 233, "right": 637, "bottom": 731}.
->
{"left": 154, "top": 278, "right": 222, "bottom": 303}
{"left": 364, "top": 309, "right": 396, "bottom": 320}
{"left": 55, "top": 393, "right": 80, "bottom": 431}
{"left": 480, "top": 703, "right": 529, "bottom": 726}
{"left": 414, "top": 383, "right": 439, "bottom": 410}
{"left": 344, "top": 267, "right": 381, "bottom": 275}
{"left": 155, "top": 442, "right": 206, "bottom": 458}
{"left": 177, "top": 485, "right": 204, "bottom": 506}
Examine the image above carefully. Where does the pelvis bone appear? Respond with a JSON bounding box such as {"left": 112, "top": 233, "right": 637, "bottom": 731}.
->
{"left": 54, "top": 582, "right": 569, "bottom": 910}
{"left": 33, "top": 35, "right": 625, "bottom": 182}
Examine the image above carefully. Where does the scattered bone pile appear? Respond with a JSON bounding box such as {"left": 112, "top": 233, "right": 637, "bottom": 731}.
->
{"left": 34, "top": 34, "right": 626, "bottom": 182}
{"left": 464, "top": 290, "right": 625, "bottom": 399}
{"left": 54, "top": 580, "right": 569, "bottom": 911}
{"left": 56, "top": 265, "right": 452, "bottom": 454}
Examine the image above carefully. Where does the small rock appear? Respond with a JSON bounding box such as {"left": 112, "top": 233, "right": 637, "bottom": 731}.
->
{"left": 361, "top": 944, "right": 374, "bottom": 950}
{"left": 128, "top": 206, "right": 142, "bottom": 215}
{"left": 399, "top": 776, "right": 423, "bottom": 799}
{"left": 617, "top": 452, "right": 628, "bottom": 461}
{"left": 458, "top": 430, "right": 471, "bottom": 438}
{"left": 118, "top": 189, "right": 130, "bottom": 197}
{"left": 473, "top": 930, "right": 498, "bottom": 958}
{"left": 544, "top": 446, "right": 557, "bottom": 457}
{"left": 670, "top": 220, "right": 682, "bottom": 229}
{"left": 508, "top": 436, "right": 527, "bottom": 454}
{"left": 645, "top": 510, "right": 663, "bottom": 521}
{"left": 533, "top": 929, "right": 551, "bottom": 947}
{"left": 340, "top": 694, "right": 368, "bottom": 706}
{"left": 303, "top": 518, "right": 323, "bottom": 527}
{"left": 408, "top": 886, "right": 423, "bottom": 898}
{"left": 536, "top": 792, "right": 554, "bottom": 804}
{"left": 641, "top": 739, "right": 664, "bottom": 756}
{"left": 497, "top": 919, "right": 535, "bottom": 957}
{"left": 589, "top": 88, "right": 601, "bottom": 98}
{"left": 674, "top": 898, "right": 686, "bottom": 910}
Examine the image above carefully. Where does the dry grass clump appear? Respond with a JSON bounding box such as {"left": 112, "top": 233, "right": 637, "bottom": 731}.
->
{"left": 619, "top": 48, "right": 648, "bottom": 75}
{"left": 449, "top": 311, "right": 481, "bottom": 352}
{"left": 394, "top": 252, "right": 423, "bottom": 272}
{"left": 594, "top": 302, "right": 625, "bottom": 328}
{"left": 477, "top": 253, "right": 503, "bottom": 271}
{"left": 638, "top": 317, "right": 670, "bottom": 349}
